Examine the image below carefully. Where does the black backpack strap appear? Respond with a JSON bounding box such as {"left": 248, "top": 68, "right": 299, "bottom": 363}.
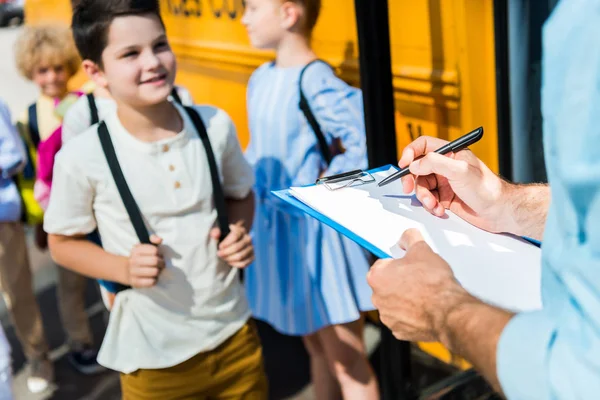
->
{"left": 184, "top": 106, "right": 230, "bottom": 241}
{"left": 96, "top": 109, "right": 231, "bottom": 292}
{"left": 299, "top": 59, "right": 332, "bottom": 165}
{"left": 27, "top": 103, "right": 41, "bottom": 149}
{"left": 170, "top": 87, "right": 183, "bottom": 105}
{"left": 97, "top": 122, "right": 151, "bottom": 245}
{"left": 87, "top": 93, "right": 99, "bottom": 125}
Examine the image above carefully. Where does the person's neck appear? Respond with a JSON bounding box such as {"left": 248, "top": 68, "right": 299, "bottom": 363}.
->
{"left": 93, "top": 86, "right": 113, "bottom": 100}
{"left": 275, "top": 34, "right": 316, "bottom": 68}
{"left": 116, "top": 99, "right": 182, "bottom": 142}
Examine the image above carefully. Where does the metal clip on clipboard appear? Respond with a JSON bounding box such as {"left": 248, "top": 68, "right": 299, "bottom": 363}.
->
{"left": 315, "top": 169, "right": 376, "bottom": 191}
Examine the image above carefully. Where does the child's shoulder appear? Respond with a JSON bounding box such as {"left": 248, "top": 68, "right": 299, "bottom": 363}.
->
{"left": 253, "top": 61, "right": 275, "bottom": 76}
{"left": 186, "top": 103, "right": 231, "bottom": 123}
{"left": 306, "top": 60, "right": 336, "bottom": 76}
{"left": 186, "top": 104, "right": 234, "bottom": 137}
{"left": 301, "top": 61, "right": 339, "bottom": 85}
{"left": 248, "top": 61, "right": 275, "bottom": 86}
{"left": 57, "top": 123, "right": 103, "bottom": 167}
{"left": 55, "top": 92, "right": 85, "bottom": 118}
{"left": 16, "top": 97, "right": 43, "bottom": 125}
{"left": 64, "top": 94, "right": 92, "bottom": 118}
{"left": 301, "top": 61, "right": 358, "bottom": 96}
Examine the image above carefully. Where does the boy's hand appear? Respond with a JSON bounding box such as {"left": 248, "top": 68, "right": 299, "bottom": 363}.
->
{"left": 126, "top": 235, "right": 165, "bottom": 288}
{"left": 211, "top": 223, "right": 254, "bottom": 269}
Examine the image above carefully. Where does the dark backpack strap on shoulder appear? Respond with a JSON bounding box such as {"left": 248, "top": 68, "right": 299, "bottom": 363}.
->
{"left": 170, "top": 88, "right": 183, "bottom": 105}
{"left": 183, "top": 106, "right": 230, "bottom": 242}
{"left": 299, "top": 59, "right": 333, "bottom": 165}
{"left": 27, "top": 103, "right": 41, "bottom": 149}
{"left": 97, "top": 122, "right": 150, "bottom": 245}
{"left": 87, "top": 93, "right": 99, "bottom": 125}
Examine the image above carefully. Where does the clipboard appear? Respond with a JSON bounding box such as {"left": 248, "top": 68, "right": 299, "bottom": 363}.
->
{"left": 274, "top": 165, "right": 542, "bottom": 253}
{"left": 272, "top": 165, "right": 394, "bottom": 259}
{"left": 272, "top": 165, "right": 543, "bottom": 312}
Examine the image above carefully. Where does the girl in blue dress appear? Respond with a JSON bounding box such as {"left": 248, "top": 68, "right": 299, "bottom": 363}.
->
{"left": 242, "top": 1, "right": 378, "bottom": 399}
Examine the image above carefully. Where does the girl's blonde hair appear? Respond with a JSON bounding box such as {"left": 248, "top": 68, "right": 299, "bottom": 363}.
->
{"left": 287, "top": 0, "right": 321, "bottom": 35}
{"left": 14, "top": 25, "right": 81, "bottom": 80}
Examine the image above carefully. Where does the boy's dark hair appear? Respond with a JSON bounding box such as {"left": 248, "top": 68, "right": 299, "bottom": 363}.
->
{"left": 72, "top": 0, "right": 163, "bottom": 66}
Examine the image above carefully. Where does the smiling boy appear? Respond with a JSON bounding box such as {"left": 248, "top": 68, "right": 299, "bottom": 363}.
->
{"left": 44, "top": 0, "right": 267, "bottom": 398}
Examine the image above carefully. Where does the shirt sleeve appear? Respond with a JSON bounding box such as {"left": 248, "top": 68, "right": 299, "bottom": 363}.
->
{"left": 497, "top": 2, "right": 600, "bottom": 398}
{"left": 43, "top": 150, "right": 97, "bottom": 236}
{"left": 243, "top": 63, "right": 270, "bottom": 169}
{"left": 301, "top": 63, "right": 368, "bottom": 175}
{"left": 0, "top": 101, "right": 26, "bottom": 179}
{"left": 220, "top": 112, "right": 255, "bottom": 200}
{"left": 497, "top": 311, "right": 556, "bottom": 399}
{"left": 498, "top": 265, "right": 600, "bottom": 399}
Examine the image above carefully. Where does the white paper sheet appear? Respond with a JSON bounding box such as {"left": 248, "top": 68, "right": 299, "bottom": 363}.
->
{"left": 290, "top": 167, "right": 542, "bottom": 312}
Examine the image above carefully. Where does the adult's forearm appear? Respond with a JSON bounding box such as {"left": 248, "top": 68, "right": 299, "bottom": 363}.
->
{"left": 226, "top": 191, "right": 255, "bottom": 231}
{"left": 48, "top": 234, "right": 129, "bottom": 284}
{"left": 502, "top": 183, "right": 550, "bottom": 241}
{"left": 437, "top": 293, "right": 514, "bottom": 394}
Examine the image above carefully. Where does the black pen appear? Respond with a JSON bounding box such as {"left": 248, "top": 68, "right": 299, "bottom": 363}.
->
{"left": 378, "top": 126, "right": 484, "bottom": 187}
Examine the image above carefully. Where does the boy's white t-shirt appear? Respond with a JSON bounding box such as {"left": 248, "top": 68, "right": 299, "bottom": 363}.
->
{"left": 44, "top": 103, "right": 255, "bottom": 373}
{"left": 61, "top": 86, "right": 194, "bottom": 144}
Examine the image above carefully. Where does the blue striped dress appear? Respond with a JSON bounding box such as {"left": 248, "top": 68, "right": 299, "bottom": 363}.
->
{"left": 244, "top": 61, "right": 375, "bottom": 336}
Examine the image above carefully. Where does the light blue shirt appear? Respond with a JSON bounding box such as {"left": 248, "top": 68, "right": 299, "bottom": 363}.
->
{"left": 0, "top": 100, "right": 25, "bottom": 222}
{"left": 497, "top": 0, "right": 600, "bottom": 398}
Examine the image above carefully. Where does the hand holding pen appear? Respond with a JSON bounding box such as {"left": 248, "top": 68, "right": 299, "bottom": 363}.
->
{"left": 378, "top": 127, "right": 484, "bottom": 187}
{"left": 389, "top": 127, "right": 515, "bottom": 234}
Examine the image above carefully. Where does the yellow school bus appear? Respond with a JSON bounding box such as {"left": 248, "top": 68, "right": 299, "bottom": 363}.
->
{"left": 24, "top": 0, "right": 506, "bottom": 376}
{"left": 24, "top": 0, "right": 500, "bottom": 170}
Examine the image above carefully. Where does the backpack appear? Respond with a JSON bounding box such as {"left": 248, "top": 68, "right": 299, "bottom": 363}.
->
{"left": 15, "top": 93, "right": 85, "bottom": 223}
{"left": 13, "top": 103, "right": 45, "bottom": 225}
{"left": 299, "top": 59, "right": 355, "bottom": 166}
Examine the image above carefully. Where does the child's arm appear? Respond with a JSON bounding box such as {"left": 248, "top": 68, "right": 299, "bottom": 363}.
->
{"left": 44, "top": 148, "right": 165, "bottom": 286}
{"left": 0, "top": 102, "right": 26, "bottom": 178}
{"left": 302, "top": 64, "right": 369, "bottom": 175}
{"left": 209, "top": 192, "right": 256, "bottom": 269}
{"left": 49, "top": 234, "right": 129, "bottom": 283}
{"left": 209, "top": 111, "right": 256, "bottom": 269}
{"left": 48, "top": 233, "right": 164, "bottom": 288}
{"left": 226, "top": 192, "right": 255, "bottom": 232}
{"left": 219, "top": 110, "right": 256, "bottom": 229}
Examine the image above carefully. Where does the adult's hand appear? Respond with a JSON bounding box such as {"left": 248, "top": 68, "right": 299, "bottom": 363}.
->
{"left": 368, "top": 228, "right": 513, "bottom": 393}
{"left": 367, "top": 229, "right": 473, "bottom": 342}
{"left": 399, "top": 136, "right": 511, "bottom": 234}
